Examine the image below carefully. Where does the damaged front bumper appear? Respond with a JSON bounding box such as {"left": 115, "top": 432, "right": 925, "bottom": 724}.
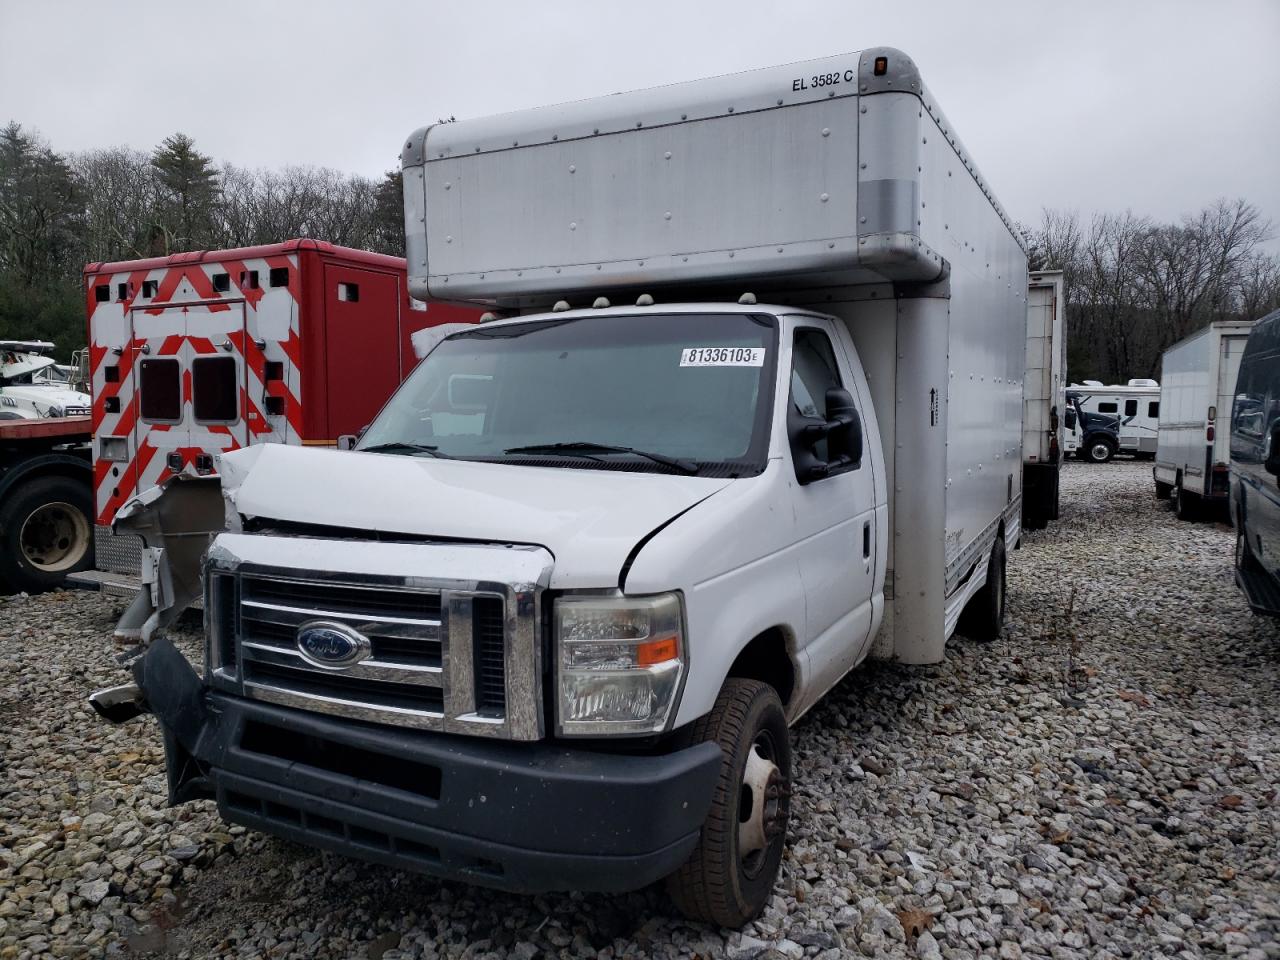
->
{"left": 93, "top": 640, "right": 722, "bottom": 894}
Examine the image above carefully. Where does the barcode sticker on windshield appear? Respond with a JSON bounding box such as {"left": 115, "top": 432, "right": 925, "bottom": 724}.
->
{"left": 680, "top": 347, "right": 766, "bottom": 367}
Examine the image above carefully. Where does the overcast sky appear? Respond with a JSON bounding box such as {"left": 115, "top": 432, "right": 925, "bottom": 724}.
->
{"left": 3, "top": 0, "right": 1278, "bottom": 243}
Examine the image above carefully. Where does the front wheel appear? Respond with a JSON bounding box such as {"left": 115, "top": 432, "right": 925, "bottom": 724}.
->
{"left": 0, "top": 475, "right": 95, "bottom": 593}
{"left": 1084, "top": 436, "right": 1115, "bottom": 464}
{"left": 667, "top": 678, "right": 791, "bottom": 928}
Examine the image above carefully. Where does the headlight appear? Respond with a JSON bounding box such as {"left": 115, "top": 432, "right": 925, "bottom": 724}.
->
{"left": 556, "top": 592, "right": 685, "bottom": 736}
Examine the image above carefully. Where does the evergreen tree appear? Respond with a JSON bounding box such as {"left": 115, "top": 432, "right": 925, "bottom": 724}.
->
{"left": 150, "top": 132, "right": 219, "bottom": 252}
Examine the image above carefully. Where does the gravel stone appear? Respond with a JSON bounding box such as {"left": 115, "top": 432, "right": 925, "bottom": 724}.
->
{"left": 1, "top": 462, "right": 1277, "bottom": 958}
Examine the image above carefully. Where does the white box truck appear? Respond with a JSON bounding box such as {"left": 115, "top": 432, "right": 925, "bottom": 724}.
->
{"left": 92, "top": 47, "right": 1029, "bottom": 925}
{"left": 1154, "top": 320, "right": 1254, "bottom": 518}
{"left": 1023, "top": 271, "right": 1065, "bottom": 529}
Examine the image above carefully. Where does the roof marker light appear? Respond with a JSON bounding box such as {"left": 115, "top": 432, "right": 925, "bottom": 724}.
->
{"left": 551, "top": 301, "right": 571, "bottom": 313}
{"left": 873, "top": 56, "right": 888, "bottom": 76}
{"left": 738, "top": 292, "right": 758, "bottom": 305}
{"left": 592, "top": 297, "right": 610, "bottom": 309}
{"left": 636, "top": 294, "right": 655, "bottom": 306}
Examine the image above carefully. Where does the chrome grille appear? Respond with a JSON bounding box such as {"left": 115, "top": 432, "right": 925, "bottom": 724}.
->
{"left": 207, "top": 552, "right": 547, "bottom": 742}
{"left": 205, "top": 535, "right": 550, "bottom": 741}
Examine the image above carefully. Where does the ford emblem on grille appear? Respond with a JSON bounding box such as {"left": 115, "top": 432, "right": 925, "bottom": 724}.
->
{"left": 295, "top": 621, "right": 372, "bottom": 669}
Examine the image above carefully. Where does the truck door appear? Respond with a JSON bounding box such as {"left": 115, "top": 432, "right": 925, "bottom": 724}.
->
{"left": 130, "top": 302, "right": 247, "bottom": 494}
{"left": 788, "top": 323, "right": 878, "bottom": 685}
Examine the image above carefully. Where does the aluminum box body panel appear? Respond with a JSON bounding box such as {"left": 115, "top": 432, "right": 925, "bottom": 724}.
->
{"left": 1155, "top": 321, "right": 1254, "bottom": 496}
{"left": 403, "top": 48, "right": 1023, "bottom": 308}
{"left": 1024, "top": 271, "right": 1065, "bottom": 463}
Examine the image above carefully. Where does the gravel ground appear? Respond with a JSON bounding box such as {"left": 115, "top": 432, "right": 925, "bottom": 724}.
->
{"left": 1, "top": 460, "right": 1278, "bottom": 959}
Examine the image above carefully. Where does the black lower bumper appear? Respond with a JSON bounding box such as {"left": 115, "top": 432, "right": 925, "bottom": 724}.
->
{"left": 129, "top": 639, "right": 722, "bottom": 893}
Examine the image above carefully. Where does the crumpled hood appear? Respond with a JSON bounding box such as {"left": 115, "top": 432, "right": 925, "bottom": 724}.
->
{"left": 217, "top": 444, "right": 733, "bottom": 588}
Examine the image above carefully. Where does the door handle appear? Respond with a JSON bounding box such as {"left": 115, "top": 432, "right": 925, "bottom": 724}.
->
{"left": 863, "top": 521, "right": 871, "bottom": 559}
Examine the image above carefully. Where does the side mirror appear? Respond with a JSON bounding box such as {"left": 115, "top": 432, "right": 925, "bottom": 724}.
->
{"left": 789, "top": 386, "right": 863, "bottom": 484}
{"left": 337, "top": 424, "right": 369, "bottom": 451}
{"left": 1064, "top": 408, "right": 1077, "bottom": 431}
{"left": 1265, "top": 422, "right": 1280, "bottom": 476}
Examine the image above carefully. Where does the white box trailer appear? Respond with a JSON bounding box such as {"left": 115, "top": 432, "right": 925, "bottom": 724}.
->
{"left": 1023, "top": 270, "right": 1065, "bottom": 528}
{"left": 96, "top": 48, "right": 1029, "bottom": 926}
{"left": 1155, "top": 320, "right": 1254, "bottom": 517}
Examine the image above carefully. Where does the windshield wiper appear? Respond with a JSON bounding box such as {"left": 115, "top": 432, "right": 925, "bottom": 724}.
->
{"left": 503, "top": 441, "right": 698, "bottom": 474}
{"left": 360, "top": 441, "right": 448, "bottom": 459}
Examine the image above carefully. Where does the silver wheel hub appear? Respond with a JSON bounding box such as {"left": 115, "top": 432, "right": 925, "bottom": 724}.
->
{"left": 739, "top": 744, "right": 786, "bottom": 860}
{"left": 20, "top": 501, "right": 89, "bottom": 572}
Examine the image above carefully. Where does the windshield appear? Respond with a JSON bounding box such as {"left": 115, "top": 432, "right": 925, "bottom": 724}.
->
{"left": 359, "top": 311, "right": 777, "bottom": 474}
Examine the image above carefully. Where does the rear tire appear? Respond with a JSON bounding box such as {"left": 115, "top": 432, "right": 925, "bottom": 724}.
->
{"left": 667, "top": 678, "right": 791, "bottom": 928}
{"left": 1175, "top": 477, "right": 1201, "bottom": 522}
{"left": 961, "top": 536, "right": 1006, "bottom": 642}
{"left": 0, "top": 476, "right": 95, "bottom": 593}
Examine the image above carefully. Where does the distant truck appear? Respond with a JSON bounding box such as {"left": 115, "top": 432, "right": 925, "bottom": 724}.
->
{"left": 94, "top": 48, "right": 1030, "bottom": 926}
{"left": 1022, "top": 271, "right": 1065, "bottom": 529}
{"left": 0, "top": 415, "right": 93, "bottom": 592}
{"left": 1154, "top": 321, "right": 1253, "bottom": 518}
{"left": 0, "top": 343, "right": 94, "bottom": 594}
{"left": 77, "top": 240, "right": 481, "bottom": 628}
{"left": 0, "top": 340, "right": 91, "bottom": 420}
{"left": 1064, "top": 379, "right": 1160, "bottom": 462}
{"left": 1228, "top": 307, "right": 1280, "bottom": 613}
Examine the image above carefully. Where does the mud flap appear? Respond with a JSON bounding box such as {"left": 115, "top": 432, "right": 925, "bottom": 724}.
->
{"left": 112, "top": 475, "right": 225, "bottom": 643}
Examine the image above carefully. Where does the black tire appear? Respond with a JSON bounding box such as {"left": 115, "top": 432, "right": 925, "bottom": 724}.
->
{"left": 667, "top": 678, "right": 791, "bottom": 928}
{"left": 1175, "top": 477, "right": 1200, "bottom": 522}
{"left": 961, "top": 536, "right": 1006, "bottom": 642}
{"left": 0, "top": 475, "right": 95, "bottom": 593}
{"left": 1083, "top": 435, "right": 1115, "bottom": 464}
{"left": 1154, "top": 479, "right": 1173, "bottom": 500}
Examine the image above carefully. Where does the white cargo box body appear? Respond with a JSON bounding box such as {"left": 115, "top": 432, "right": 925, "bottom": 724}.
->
{"left": 401, "top": 48, "right": 1028, "bottom": 662}
{"left": 1156, "top": 320, "right": 1254, "bottom": 500}
{"left": 1024, "top": 272, "right": 1065, "bottom": 464}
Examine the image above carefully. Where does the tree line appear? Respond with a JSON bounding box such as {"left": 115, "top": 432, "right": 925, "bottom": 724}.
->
{"left": 2, "top": 119, "right": 1278, "bottom": 379}
{"left": 1027, "top": 200, "right": 1280, "bottom": 383}
{"left": 0, "top": 122, "right": 403, "bottom": 357}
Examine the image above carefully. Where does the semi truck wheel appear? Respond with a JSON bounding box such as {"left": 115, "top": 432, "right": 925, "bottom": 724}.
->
{"left": 667, "top": 678, "right": 791, "bottom": 928}
{"left": 0, "top": 476, "right": 94, "bottom": 593}
{"left": 1084, "top": 436, "right": 1115, "bottom": 464}
{"left": 961, "top": 537, "right": 1006, "bottom": 641}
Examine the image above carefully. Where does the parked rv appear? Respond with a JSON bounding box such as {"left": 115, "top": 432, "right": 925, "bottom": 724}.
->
{"left": 1154, "top": 321, "right": 1253, "bottom": 519}
{"left": 1063, "top": 380, "right": 1160, "bottom": 462}
{"left": 1229, "top": 307, "right": 1280, "bottom": 613}
{"left": 76, "top": 240, "right": 480, "bottom": 624}
{"left": 1023, "top": 271, "right": 1065, "bottom": 529}
{"left": 93, "top": 48, "right": 1030, "bottom": 925}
